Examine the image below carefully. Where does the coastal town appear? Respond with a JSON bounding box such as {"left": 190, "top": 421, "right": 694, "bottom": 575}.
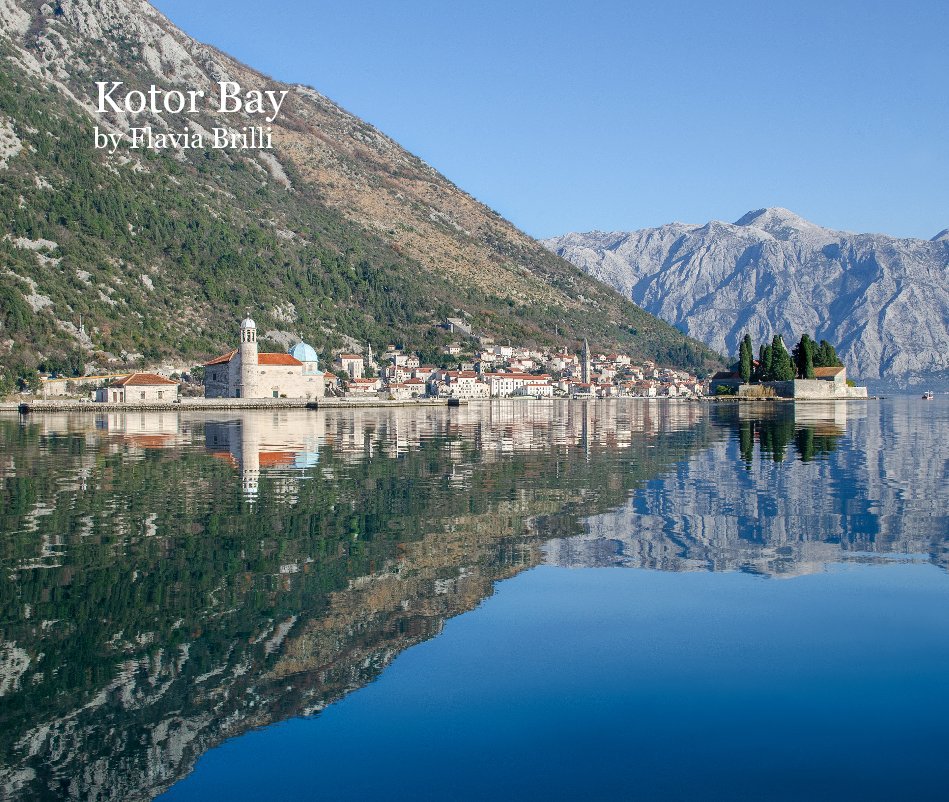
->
{"left": 31, "top": 314, "right": 709, "bottom": 404}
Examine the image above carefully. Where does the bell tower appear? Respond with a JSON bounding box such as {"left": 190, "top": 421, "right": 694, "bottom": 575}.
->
{"left": 238, "top": 314, "right": 259, "bottom": 399}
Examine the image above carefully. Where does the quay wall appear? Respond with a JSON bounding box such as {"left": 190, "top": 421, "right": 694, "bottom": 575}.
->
{"left": 8, "top": 397, "right": 464, "bottom": 414}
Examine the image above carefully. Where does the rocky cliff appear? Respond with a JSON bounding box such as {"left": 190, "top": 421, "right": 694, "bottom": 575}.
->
{"left": 545, "top": 208, "right": 949, "bottom": 383}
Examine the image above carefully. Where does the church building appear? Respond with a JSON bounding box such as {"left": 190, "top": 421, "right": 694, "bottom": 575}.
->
{"left": 203, "top": 316, "right": 325, "bottom": 400}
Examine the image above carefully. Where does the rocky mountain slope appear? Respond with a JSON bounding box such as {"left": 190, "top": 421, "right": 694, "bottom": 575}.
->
{"left": 545, "top": 208, "right": 949, "bottom": 382}
{"left": 0, "top": 0, "right": 720, "bottom": 391}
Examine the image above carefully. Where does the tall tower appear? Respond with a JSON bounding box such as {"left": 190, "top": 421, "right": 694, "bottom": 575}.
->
{"left": 239, "top": 315, "right": 259, "bottom": 399}
{"left": 581, "top": 338, "right": 591, "bottom": 384}
{"left": 367, "top": 342, "right": 375, "bottom": 370}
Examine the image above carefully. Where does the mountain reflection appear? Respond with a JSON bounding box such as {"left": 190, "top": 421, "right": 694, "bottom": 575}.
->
{"left": 545, "top": 400, "right": 948, "bottom": 578}
{"left": 0, "top": 399, "right": 945, "bottom": 800}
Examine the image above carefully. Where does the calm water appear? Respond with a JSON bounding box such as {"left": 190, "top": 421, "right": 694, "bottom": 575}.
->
{"left": 0, "top": 399, "right": 947, "bottom": 800}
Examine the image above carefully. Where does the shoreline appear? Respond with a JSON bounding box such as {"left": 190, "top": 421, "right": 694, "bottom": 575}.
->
{"left": 5, "top": 397, "right": 464, "bottom": 414}
{"left": 1, "top": 395, "right": 879, "bottom": 414}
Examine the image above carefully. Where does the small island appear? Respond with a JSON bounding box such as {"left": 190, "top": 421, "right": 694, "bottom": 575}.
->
{"left": 710, "top": 334, "right": 868, "bottom": 400}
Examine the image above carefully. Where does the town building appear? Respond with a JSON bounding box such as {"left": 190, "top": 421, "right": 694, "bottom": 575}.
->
{"left": 347, "top": 377, "right": 381, "bottom": 395}
{"left": 336, "top": 354, "right": 365, "bottom": 380}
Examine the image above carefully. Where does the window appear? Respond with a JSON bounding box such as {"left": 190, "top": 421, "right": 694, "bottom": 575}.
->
{"left": 140, "top": 392, "right": 146, "bottom": 400}
{"left": 272, "top": 390, "right": 278, "bottom": 398}
{"left": 158, "top": 391, "right": 163, "bottom": 400}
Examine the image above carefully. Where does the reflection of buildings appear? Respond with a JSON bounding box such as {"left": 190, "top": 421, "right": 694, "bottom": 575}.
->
{"left": 199, "top": 401, "right": 706, "bottom": 496}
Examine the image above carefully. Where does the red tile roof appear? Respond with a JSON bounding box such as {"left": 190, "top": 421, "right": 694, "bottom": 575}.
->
{"left": 205, "top": 351, "right": 303, "bottom": 367}
{"left": 109, "top": 373, "right": 179, "bottom": 387}
{"left": 258, "top": 353, "right": 303, "bottom": 366}
{"left": 814, "top": 366, "right": 845, "bottom": 377}
{"left": 205, "top": 349, "right": 237, "bottom": 366}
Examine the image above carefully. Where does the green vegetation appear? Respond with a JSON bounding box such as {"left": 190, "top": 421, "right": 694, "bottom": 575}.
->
{"left": 793, "top": 334, "right": 816, "bottom": 379}
{"left": 735, "top": 333, "right": 845, "bottom": 384}
{"left": 738, "top": 333, "right": 753, "bottom": 384}
{"left": 813, "top": 339, "right": 844, "bottom": 369}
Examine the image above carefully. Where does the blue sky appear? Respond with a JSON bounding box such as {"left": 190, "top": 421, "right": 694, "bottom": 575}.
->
{"left": 150, "top": 1, "right": 947, "bottom": 240}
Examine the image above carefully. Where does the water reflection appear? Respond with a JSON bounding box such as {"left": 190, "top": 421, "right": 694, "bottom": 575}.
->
{"left": 545, "top": 400, "right": 948, "bottom": 577}
{"left": 730, "top": 401, "right": 852, "bottom": 464}
{"left": 0, "top": 399, "right": 945, "bottom": 800}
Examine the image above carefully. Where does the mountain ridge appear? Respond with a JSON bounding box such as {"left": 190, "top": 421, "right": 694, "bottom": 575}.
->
{"left": 0, "top": 0, "right": 722, "bottom": 391}
{"left": 545, "top": 208, "right": 949, "bottom": 382}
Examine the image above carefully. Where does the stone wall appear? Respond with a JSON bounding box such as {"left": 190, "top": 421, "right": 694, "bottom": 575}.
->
{"left": 792, "top": 379, "right": 868, "bottom": 399}
{"left": 732, "top": 380, "right": 868, "bottom": 400}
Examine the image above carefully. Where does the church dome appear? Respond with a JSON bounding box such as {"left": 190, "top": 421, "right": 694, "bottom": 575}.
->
{"left": 240, "top": 316, "right": 257, "bottom": 330}
{"left": 289, "top": 341, "right": 319, "bottom": 363}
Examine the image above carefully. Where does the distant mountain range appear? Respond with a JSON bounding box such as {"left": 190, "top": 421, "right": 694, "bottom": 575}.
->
{"left": 0, "top": 0, "right": 720, "bottom": 392}
{"left": 545, "top": 208, "right": 949, "bottom": 383}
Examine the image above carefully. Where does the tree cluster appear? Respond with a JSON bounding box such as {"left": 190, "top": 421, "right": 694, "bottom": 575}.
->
{"left": 737, "top": 333, "right": 843, "bottom": 383}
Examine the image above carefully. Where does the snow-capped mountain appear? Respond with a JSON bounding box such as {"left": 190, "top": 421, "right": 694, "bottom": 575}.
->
{"left": 545, "top": 208, "right": 949, "bottom": 382}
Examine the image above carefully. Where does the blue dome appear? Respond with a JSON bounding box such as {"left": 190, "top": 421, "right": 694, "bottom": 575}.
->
{"left": 289, "top": 342, "right": 319, "bottom": 363}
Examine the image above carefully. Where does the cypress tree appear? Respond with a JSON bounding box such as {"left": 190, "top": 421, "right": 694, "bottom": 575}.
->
{"left": 814, "top": 339, "right": 844, "bottom": 368}
{"left": 761, "top": 344, "right": 774, "bottom": 381}
{"left": 739, "top": 334, "right": 753, "bottom": 384}
{"left": 771, "top": 334, "right": 796, "bottom": 381}
{"left": 793, "top": 334, "right": 816, "bottom": 379}
{"left": 803, "top": 337, "right": 815, "bottom": 378}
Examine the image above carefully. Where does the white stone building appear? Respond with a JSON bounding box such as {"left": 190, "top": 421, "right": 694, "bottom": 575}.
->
{"left": 336, "top": 354, "right": 365, "bottom": 380}
{"left": 203, "top": 316, "right": 325, "bottom": 400}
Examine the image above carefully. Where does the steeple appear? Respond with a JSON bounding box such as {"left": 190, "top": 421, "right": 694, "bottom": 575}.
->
{"left": 238, "top": 313, "right": 259, "bottom": 398}
{"left": 581, "top": 338, "right": 591, "bottom": 384}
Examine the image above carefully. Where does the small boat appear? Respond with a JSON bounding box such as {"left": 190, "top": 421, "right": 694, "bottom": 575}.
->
{"left": 922, "top": 390, "right": 934, "bottom": 400}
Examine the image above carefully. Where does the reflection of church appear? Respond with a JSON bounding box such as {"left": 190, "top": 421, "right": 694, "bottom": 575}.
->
{"left": 205, "top": 413, "right": 325, "bottom": 499}
{"left": 204, "top": 316, "right": 325, "bottom": 400}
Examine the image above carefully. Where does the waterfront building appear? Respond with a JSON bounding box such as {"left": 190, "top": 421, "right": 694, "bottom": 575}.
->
{"left": 95, "top": 373, "right": 179, "bottom": 403}
{"left": 203, "top": 316, "right": 325, "bottom": 399}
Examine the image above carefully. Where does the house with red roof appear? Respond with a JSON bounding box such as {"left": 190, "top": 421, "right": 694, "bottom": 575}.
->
{"left": 95, "top": 373, "right": 179, "bottom": 404}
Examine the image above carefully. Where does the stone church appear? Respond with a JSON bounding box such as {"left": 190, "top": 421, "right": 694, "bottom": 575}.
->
{"left": 203, "top": 316, "right": 325, "bottom": 400}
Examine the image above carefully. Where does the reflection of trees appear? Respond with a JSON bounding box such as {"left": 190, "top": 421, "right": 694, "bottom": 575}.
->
{"left": 0, "top": 411, "right": 711, "bottom": 801}
{"left": 795, "top": 427, "right": 842, "bottom": 462}
{"left": 715, "top": 404, "right": 843, "bottom": 465}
